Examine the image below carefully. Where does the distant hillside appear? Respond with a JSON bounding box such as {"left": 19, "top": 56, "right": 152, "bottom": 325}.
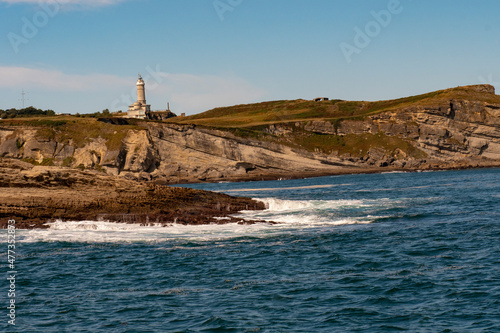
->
{"left": 168, "top": 85, "right": 500, "bottom": 128}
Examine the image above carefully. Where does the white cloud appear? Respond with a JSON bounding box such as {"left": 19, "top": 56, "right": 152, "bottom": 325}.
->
{"left": 151, "top": 72, "right": 266, "bottom": 115}
{"left": 0, "top": 66, "right": 266, "bottom": 115}
{"left": 0, "top": 66, "right": 130, "bottom": 91}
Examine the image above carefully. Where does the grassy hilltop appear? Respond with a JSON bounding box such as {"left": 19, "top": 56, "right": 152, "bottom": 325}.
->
{"left": 2, "top": 84, "right": 497, "bottom": 132}
{"left": 167, "top": 85, "right": 500, "bottom": 128}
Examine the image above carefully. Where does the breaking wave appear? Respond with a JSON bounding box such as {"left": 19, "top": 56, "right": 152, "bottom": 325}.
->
{"left": 17, "top": 198, "right": 390, "bottom": 243}
{"left": 235, "top": 197, "right": 387, "bottom": 226}
{"left": 257, "top": 198, "right": 368, "bottom": 211}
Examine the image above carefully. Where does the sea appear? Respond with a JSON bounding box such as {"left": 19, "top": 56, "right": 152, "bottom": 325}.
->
{"left": 2, "top": 168, "right": 499, "bottom": 332}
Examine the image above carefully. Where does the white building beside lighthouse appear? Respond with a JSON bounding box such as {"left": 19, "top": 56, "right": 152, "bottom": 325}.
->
{"left": 127, "top": 74, "right": 151, "bottom": 119}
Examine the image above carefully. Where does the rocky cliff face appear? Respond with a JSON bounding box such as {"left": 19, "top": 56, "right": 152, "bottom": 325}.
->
{"left": 0, "top": 122, "right": 361, "bottom": 183}
{"left": 1, "top": 85, "right": 500, "bottom": 183}
{"left": 305, "top": 98, "right": 500, "bottom": 168}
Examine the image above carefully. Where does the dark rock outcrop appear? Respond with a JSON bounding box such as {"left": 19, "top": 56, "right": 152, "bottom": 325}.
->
{"left": 0, "top": 159, "right": 265, "bottom": 229}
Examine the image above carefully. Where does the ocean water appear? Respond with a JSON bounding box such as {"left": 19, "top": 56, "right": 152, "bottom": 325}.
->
{"left": 2, "top": 168, "right": 500, "bottom": 332}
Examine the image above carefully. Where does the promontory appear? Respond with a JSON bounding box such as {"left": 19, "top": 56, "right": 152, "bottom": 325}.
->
{"left": 1, "top": 84, "right": 500, "bottom": 227}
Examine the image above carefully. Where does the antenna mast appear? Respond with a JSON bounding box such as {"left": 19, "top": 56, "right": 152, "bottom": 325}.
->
{"left": 19, "top": 89, "right": 29, "bottom": 108}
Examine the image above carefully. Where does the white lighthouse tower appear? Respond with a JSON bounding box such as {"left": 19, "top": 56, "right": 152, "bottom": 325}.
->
{"left": 137, "top": 75, "right": 146, "bottom": 104}
{"left": 127, "top": 74, "right": 151, "bottom": 119}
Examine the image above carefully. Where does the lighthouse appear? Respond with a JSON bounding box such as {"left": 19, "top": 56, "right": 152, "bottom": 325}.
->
{"left": 137, "top": 75, "right": 146, "bottom": 104}
{"left": 127, "top": 74, "right": 151, "bottom": 119}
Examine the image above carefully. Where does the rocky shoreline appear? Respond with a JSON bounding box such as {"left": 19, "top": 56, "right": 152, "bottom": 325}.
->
{"left": 0, "top": 159, "right": 266, "bottom": 229}
{"left": 2, "top": 158, "right": 500, "bottom": 230}
{"left": 2, "top": 85, "right": 500, "bottom": 228}
{"left": 2, "top": 157, "right": 500, "bottom": 230}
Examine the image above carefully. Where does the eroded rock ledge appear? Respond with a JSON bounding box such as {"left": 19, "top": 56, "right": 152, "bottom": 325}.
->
{"left": 0, "top": 159, "right": 266, "bottom": 229}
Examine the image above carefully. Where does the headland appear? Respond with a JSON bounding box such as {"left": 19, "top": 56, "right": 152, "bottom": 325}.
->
{"left": 1, "top": 84, "right": 500, "bottom": 227}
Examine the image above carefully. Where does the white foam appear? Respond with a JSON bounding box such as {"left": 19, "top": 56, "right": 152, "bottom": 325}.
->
{"left": 381, "top": 171, "right": 410, "bottom": 174}
{"left": 233, "top": 198, "right": 378, "bottom": 226}
{"left": 257, "top": 198, "right": 368, "bottom": 212}
{"left": 46, "top": 220, "right": 158, "bottom": 231}
{"left": 19, "top": 220, "right": 279, "bottom": 244}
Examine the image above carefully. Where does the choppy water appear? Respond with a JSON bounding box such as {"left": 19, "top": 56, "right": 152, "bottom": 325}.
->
{"left": 2, "top": 168, "right": 500, "bottom": 332}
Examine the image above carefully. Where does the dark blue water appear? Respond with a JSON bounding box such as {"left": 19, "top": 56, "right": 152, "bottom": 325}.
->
{"left": 2, "top": 168, "right": 500, "bottom": 332}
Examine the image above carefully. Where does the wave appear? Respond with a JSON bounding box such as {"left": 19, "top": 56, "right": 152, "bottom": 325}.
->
{"left": 234, "top": 198, "right": 381, "bottom": 226}
{"left": 19, "top": 220, "right": 276, "bottom": 243}
{"left": 46, "top": 220, "right": 162, "bottom": 231}
{"left": 257, "top": 198, "right": 368, "bottom": 212}
{"left": 18, "top": 198, "right": 394, "bottom": 243}
{"left": 381, "top": 171, "right": 410, "bottom": 174}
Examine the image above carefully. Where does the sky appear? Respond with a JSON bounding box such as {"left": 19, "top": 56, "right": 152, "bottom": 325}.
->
{"left": 1, "top": 0, "right": 500, "bottom": 115}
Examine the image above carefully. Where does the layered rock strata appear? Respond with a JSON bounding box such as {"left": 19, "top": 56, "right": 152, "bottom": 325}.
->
{"left": 1, "top": 85, "right": 499, "bottom": 183}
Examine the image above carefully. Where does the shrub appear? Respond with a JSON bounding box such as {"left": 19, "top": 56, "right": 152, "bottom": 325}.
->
{"left": 22, "top": 158, "right": 38, "bottom": 165}
{"left": 40, "top": 158, "right": 54, "bottom": 166}
{"left": 94, "top": 164, "right": 106, "bottom": 173}
{"left": 62, "top": 157, "right": 75, "bottom": 167}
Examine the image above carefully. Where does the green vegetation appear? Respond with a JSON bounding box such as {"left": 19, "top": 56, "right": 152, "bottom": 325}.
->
{"left": 21, "top": 157, "right": 55, "bottom": 166}
{"left": 93, "top": 164, "right": 106, "bottom": 173}
{"left": 0, "top": 106, "right": 55, "bottom": 119}
{"left": 166, "top": 86, "right": 497, "bottom": 159}
{"left": 170, "top": 99, "right": 346, "bottom": 127}
{"left": 290, "top": 132, "right": 428, "bottom": 159}
{"left": 40, "top": 158, "right": 55, "bottom": 166}
{"left": 62, "top": 157, "right": 75, "bottom": 167}
{"left": 0, "top": 116, "right": 143, "bottom": 150}
{"left": 52, "top": 119, "right": 140, "bottom": 150}
{"left": 22, "top": 158, "right": 38, "bottom": 165}
{"left": 0, "top": 85, "right": 494, "bottom": 166}
{"left": 168, "top": 85, "right": 500, "bottom": 128}
{"left": 76, "top": 109, "right": 112, "bottom": 118}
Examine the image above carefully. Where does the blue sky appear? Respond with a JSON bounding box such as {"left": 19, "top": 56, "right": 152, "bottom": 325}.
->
{"left": 1, "top": 0, "right": 500, "bottom": 115}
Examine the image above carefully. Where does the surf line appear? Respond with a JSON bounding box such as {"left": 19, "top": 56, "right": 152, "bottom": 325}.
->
{"left": 222, "top": 184, "right": 352, "bottom": 193}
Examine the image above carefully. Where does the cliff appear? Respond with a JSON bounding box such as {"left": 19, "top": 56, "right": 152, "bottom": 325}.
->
{"left": 1, "top": 85, "right": 500, "bottom": 183}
